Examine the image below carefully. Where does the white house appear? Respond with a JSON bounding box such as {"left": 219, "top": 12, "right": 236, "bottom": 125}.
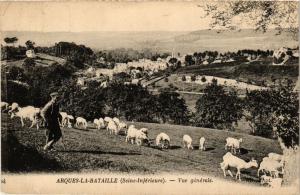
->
{"left": 26, "top": 49, "right": 36, "bottom": 58}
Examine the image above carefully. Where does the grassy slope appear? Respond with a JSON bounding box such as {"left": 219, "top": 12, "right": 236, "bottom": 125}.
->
{"left": 1, "top": 113, "right": 281, "bottom": 185}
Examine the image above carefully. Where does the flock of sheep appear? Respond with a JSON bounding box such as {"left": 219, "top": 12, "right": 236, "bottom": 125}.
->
{"left": 1, "top": 101, "right": 285, "bottom": 188}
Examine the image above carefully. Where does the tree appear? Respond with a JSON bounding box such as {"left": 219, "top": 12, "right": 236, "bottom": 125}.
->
{"left": 194, "top": 81, "right": 243, "bottom": 129}
{"left": 4, "top": 37, "right": 18, "bottom": 46}
{"left": 25, "top": 40, "right": 35, "bottom": 50}
{"left": 191, "top": 75, "right": 196, "bottom": 82}
{"left": 201, "top": 1, "right": 298, "bottom": 39}
{"left": 185, "top": 55, "right": 195, "bottom": 66}
{"left": 201, "top": 76, "right": 207, "bottom": 83}
{"left": 181, "top": 75, "right": 186, "bottom": 82}
{"left": 157, "top": 91, "right": 190, "bottom": 124}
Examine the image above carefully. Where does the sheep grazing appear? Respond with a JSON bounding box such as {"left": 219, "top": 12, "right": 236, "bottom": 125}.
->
{"left": 220, "top": 152, "right": 258, "bottom": 181}
{"left": 59, "top": 112, "right": 68, "bottom": 127}
{"left": 183, "top": 134, "right": 193, "bottom": 150}
{"left": 126, "top": 125, "right": 138, "bottom": 144}
{"left": 1, "top": 102, "right": 9, "bottom": 112}
{"left": 8, "top": 102, "right": 19, "bottom": 114}
{"left": 75, "top": 117, "right": 87, "bottom": 129}
{"left": 156, "top": 132, "right": 170, "bottom": 149}
{"left": 67, "top": 115, "right": 74, "bottom": 128}
{"left": 125, "top": 126, "right": 148, "bottom": 146}
{"left": 98, "top": 118, "right": 105, "bottom": 129}
{"left": 225, "top": 137, "right": 243, "bottom": 154}
{"left": 104, "top": 116, "right": 113, "bottom": 127}
{"left": 199, "top": 137, "right": 206, "bottom": 151}
{"left": 112, "top": 117, "right": 120, "bottom": 125}
{"left": 139, "top": 128, "right": 148, "bottom": 135}
{"left": 107, "top": 120, "right": 119, "bottom": 135}
{"left": 118, "top": 122, "right": 128, "bottom": 134}
{"left": 10, "top": 106, "right": 41, "bottom": 130}
{"left": 93, "top": 118, "right": 101, "bottom": 130}
{"left": 257, "top": 157, "right": 284, "bottom": 178}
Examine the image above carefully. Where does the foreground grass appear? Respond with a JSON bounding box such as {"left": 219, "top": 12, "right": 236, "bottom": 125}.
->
{"left": 1, "top": 113, "right": 282, "bottom": 185}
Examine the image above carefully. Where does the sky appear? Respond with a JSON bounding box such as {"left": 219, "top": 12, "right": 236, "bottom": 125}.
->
{"left": 1, "top": 1, "right": 224, "bottom": 32}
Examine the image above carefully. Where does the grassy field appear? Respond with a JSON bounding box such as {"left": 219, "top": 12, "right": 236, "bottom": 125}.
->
{"left": 1, "top": 113, "right": 282, "bottom": 185}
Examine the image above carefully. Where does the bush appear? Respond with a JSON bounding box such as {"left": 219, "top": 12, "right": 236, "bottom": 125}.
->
{"left": 181, "top": 75, "right": 186, "bottom": 81}
{"left": 164, "top": 77, "right": 169, "bottom": 82}
{"left": 194, "top": 82, "right": 243, "bottom": 129}
{"left": 201, "top": 76, "right": 206, "bottom": 82}
{"left": 23, "top": 58, "right": 35, "bottom": 68}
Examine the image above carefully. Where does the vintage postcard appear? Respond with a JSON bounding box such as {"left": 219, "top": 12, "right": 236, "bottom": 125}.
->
{"left": 0, "top": 1, "right": 299, "bottom": 194}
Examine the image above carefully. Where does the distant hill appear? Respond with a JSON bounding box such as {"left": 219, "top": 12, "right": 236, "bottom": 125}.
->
{"left": 2, "top": 29, "right": 298, "bottom": 54}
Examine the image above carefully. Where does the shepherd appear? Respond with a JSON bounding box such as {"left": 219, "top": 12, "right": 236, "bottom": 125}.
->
{"left": 41, "top": 92, "right": 64, "bottom": 151}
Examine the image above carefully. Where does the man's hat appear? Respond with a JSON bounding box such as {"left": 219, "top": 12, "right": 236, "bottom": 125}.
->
{"left": 50, "top": 92, "right": 59, "bottom": 97}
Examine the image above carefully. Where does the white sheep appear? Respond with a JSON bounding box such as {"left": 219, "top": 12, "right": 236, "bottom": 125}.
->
{"left": 98, "top": 118, "right": 106, "bottom": 129}
{"left": 67, "top": 115, "right": 74, "bottom": 128}
{"left": 112, "top": 117, "right": 120, "bottom": 125}
{"left": 126, "top": 125, "right": 138, "bottom": 144}
{"left": 257, "top": 157, "right": 284, "bottom": 178}
{"left": 8, "top": 102, "right": 19, "bottom": 114}
{"left": 183, "top": 134, "right": 193, "bottom": 150}
{"left": 76, "top": 117, "right": 87, "bottom": 129}
{"left": 139, "top": 128, "right": 148, "bottom": 135}
{"left": 1, "top": 102, "right": 9, "bottom": 112}
{"left": 107, "top": 120, "right": 119, "bottom": 135}
{"left": 220, "top": 152, "right": 258, "bottom": 181}
{"left": 135, "top": 130, "right": 148, "bottom": 146}
{"left": 10, "top": 106, "right": 41, "bottom": 130}
{"left": 59, "top": 112, "right": 68, "bottom": 127}
{"left": 225, "top": 137, "right": 243, "bottom": 154}
{"left": 199, "top": 137, "right": 206, "bottom": 151}
{"left": 156, "top": 132, "right": 170, "bottom": 149}
{"left": 93, "top": 118, "right": 101, "bottom": 130}
{"left": 118, "top": 122, "right": 128, "bottom": 133}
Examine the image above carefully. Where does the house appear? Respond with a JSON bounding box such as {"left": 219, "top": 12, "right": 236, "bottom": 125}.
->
{"left": 26, "top": 49, "right": 36, "bottom": 58}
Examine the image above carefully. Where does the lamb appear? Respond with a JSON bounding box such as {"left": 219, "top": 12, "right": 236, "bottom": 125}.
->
{"left": 1, "top": 102, "right": 9, "bottom": 112}
{"left": 75, "top": 117, "right": 87, "bottom": 129}
{"left": 135, "top": 130, "right": 148, "bottom": 146}
{"left": 225, "top": 137, "right": 243, "bottom": 154}
{"left": 59, "top": 112, "right": 68, "bottom": 127}
{"left": 10, "top": 106, "right": 41, "bottom": 130}
{"left": 183, "top": 134, "right": 193, "bottom": 150}
{"left": 107, "top": 120, "right": 119, "bottom": 135}
{"left": 220, "top": 152, "right": 258, "bottom": 181}
{"left": 156, "top": 132, "right": 170, "bottom": 149}
{"left": 199, "top": 137, "right": 206, "bottom": 151}
{"left": 257, "top": 157, "right": 284, "bottom": 178}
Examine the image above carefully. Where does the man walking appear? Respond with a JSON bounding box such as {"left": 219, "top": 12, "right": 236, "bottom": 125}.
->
{"left": 41, "top": 92, "right": 62, "bottom": 151}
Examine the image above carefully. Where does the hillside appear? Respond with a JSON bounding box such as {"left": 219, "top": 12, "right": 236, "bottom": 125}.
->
{"left": 2, "top": 29, "right": 297, "bottom": 54}
{"left": 2, "top": 113, "right": 281, "bottom": 185}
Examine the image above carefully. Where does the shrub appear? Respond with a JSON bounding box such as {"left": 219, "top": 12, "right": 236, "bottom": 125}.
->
{"left": 194, "top": 81, "right": 243, "bottom": 129}
{"left": 164, "top": 77, "right": 169, "bottom": 82}
{"left": 201, "top": 76, "right": 206, "bottom": 83}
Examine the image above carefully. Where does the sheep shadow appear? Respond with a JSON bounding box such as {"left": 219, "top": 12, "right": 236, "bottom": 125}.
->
{"left": 169, "top": 145, "right": 181, "bottom": 150}
{"left": 205, "top": 147, "right": 215, "bottom": 151}
{"left": 240, "top": 148, "right": 252, "bottom": 155}
{"left": 59, "top": 150, "right": 141, "bottom": 156}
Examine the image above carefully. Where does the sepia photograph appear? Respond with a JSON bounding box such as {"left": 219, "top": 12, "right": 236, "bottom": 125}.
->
{"left": 0, "top": 1, "right": 299, "bottom": 194}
